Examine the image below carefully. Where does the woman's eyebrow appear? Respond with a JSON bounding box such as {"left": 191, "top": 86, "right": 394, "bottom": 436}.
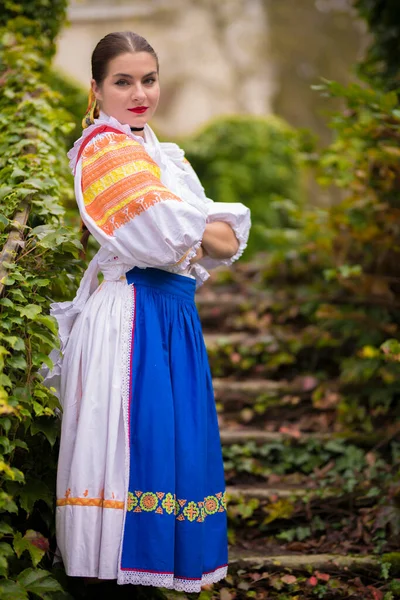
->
{"left": 113, "top": 73, "right": 133, "bottom": 78}
{"left": 112, "top": 71, "right": 158, "bottom": 79}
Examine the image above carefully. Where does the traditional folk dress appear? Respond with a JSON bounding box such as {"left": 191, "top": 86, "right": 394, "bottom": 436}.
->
{"left": 48, "top": 112, "right": 250, "bottom": 592}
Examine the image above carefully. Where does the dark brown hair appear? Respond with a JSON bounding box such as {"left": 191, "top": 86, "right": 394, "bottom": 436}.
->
{"left": 92, "top": 31, "right": 159, "bottom": 85}
{"left": 80, "top": 32, "right": 159, "bottom": 258}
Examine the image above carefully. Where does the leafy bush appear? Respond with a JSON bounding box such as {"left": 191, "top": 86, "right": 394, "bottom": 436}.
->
{"left": 0, "top": 24, "right": 83, "bottom": 597}
{"left": 1, "top": 0, "right": 68, "bottom": 57}
{"left": 42, "top": 69, "right": 88, "bottom": 150}
{"left": 181, "top": 115, "right": 303, "bottom": 257}
{"left": 248, "top": 79, "right": 400, "bottom": 431}
{"left": 355, "top": 0, "right": 400, "bottom": 90}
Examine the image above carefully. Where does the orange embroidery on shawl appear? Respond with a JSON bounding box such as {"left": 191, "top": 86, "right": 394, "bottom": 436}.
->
{"left": 81, "top": 133, "right": 182, "bottom": 237}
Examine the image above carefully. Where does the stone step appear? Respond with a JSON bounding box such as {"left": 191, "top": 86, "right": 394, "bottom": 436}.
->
{"left": 220, "top": 428, "right": 331, "bottom": 445}
{"left": 213, "top": 377, "right": 294, "bottom": 397}
{"left": 196, "top": 292, "right": 251, "bottom": 308}
{"left": 226, "top": 484, "right": 321, "bottom": 500}
{"left": 205, "top": 332, "right": 279, "bottom": 350}
{"left": 196, "top": 291, "right": 272, "bottom": 328}
{"left": 228, "top": 550, "right": 381, "bottom": 573}
{"left": 212, "top": 377, "right": 325, "bottom": 415}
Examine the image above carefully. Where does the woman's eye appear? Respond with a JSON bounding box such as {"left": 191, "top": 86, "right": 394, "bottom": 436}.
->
{"left": 144, "top": 78, "right": 156, "bottom": 85}
{"left": 115, "top": 80, "right": 129, "bottom": 86}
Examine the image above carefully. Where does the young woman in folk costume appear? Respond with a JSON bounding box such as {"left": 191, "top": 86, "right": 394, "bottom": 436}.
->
{"left": 49, "top": 31, "right": 250, "bottom": 592}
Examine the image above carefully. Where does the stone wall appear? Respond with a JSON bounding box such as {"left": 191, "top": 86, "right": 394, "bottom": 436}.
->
{"left": 55, "top": 0, "right": 273, "bottom": 137}
{"left": 55, "top": 0, "right": 366, "bottom": 140}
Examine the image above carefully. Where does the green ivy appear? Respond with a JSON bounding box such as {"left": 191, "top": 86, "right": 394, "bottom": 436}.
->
{"left": 355, "top": 0, "right": 400, "bottom": 91}
{"left": 0, "top": 23, "right": 83, "bottom": 597}
{"left": 0, "top": 0, "right": 68, "bottom": 58}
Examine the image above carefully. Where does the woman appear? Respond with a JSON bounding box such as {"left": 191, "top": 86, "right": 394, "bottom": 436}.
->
{"left": 50, "top": 31, "right": 250, "bottom": 592}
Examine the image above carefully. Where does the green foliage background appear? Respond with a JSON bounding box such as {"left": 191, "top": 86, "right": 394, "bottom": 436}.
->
{"left": 182, "top": 115, "right": 303, "bottom": 257}
{"left": 355, "top": 0, "right": 400, "bottom": 90}
{"left": 1, "top": 0, "right": 68, "bottom": 58}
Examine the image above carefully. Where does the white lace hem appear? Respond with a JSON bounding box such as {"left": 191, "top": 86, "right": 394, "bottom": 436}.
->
{"left": 117, "top": 283, "right": 136, "bottom": 575}
{"left": 117, "top": 565, "right": 227, "bottom": 592}
{"left": 198, "top": 202, "right": 251, "bottom": 270}
{"left": 168, "top": 238, "right": 203, "bottom": 274}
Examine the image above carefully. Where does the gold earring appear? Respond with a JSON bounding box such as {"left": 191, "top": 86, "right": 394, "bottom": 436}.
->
{"left": 82, "top": 88, "right": 99, "bottom": 129}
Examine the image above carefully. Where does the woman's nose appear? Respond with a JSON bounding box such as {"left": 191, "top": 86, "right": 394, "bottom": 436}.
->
{"left": 131, "top": 85, "right": 146, "bottom": 102}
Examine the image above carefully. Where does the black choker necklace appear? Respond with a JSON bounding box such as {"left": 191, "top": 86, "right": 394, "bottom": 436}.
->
{"left": 130, "top": 126, "right": 145, "bottom": 132}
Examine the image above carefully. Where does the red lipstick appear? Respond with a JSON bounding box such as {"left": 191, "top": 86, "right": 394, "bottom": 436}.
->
{"left": 128, "top": 107, "right": 148, "bottom": 114}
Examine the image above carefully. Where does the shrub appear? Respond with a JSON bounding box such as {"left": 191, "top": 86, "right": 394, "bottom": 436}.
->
{"left": 42, "top": 69, "right": 88, "bottom": 150}
{"left": 255, "top": 79, "right": 400, "bottom": 430}
{"left": 181, "top": 115, "right": 303, "bottom": 257}
{"left": 0, "top": 0, "right": 68, "bottom": 57}
{"left": 355, "top": 0, "right": 400, "bottom": 90}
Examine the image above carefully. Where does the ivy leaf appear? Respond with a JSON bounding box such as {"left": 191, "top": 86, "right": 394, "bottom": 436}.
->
{"left": 30, "top": 418, "right": 58, "bottom": 447}
{"left": 19, "top": 480, "right": 54, "bottom": 513}
{"left": 0, "top": 542, "right": 13, "bottom": 576}
{"left": 34, "top": 279, "right": 51, "bottom": 288}
{"left": 35, "top": 315, "right": 58, "bottom": 335}
{"left": 0, "top": 522, "right": 13, "bottom": 538}
{"left": 0, "top": 418, "right": 12, "bottom": 434}
{"left": 0, "top": 436, "right": 14, "bottom": 454}
{"left": 13, "top": 439, "right": 28, "bottom": 451}
{"left": 18, "top": 304, "right": 42, "bottom": 319}
{"left": 0, "top": 186, "right": 13, "bottom": 201}
{"left": 10, "top": 167, "right": 26, "bottom": 179}
{"left": 17, "top": 568, "right": 62, "bottom": 597}
{"left": 0, "top": 298, "right": 14, "bottom": 308}
{"left": 0, "top": 579, "right": 28, "bottom": 600}
{"left": 0, "top": 374, "right": 13, "bottom": 389}
{"left": 0, "top": 555, "right": 7, "bottom": 578}
{"left": 9, "top": 288, "right": 25, "bottom": 302}
{"left": 7, "top": 355, "right": 27, "bottom": 371}
{"left": 23, "top": 178, "right": 47, "bottom": 190}
{"left": 13, "top": 530, "right": 47, "bottom": 567}
{"left": 1, "top": 336, "right": 25, "bottom": 351}
{"left": 0, "top": 461, "right": 24, "bottom": 482}
{"left": 0, "top": 541, "right": 14, "bottom": 559}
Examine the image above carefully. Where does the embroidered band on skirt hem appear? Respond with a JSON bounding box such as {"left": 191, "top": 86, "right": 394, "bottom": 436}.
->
{"left": 118, "top": 268, "right": 228, "bottom": 591}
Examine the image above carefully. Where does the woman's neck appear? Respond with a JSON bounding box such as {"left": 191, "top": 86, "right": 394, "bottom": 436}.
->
{"left": 130, "top": 126, "right": 145, "bottom": 137}
{"left": 99, "top": 110, "right": 146, "bottom": 138}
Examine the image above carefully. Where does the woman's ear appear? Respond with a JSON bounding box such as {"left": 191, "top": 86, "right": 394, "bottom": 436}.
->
{"left": 91, "top": 78, "right": 102, "bottom": 103}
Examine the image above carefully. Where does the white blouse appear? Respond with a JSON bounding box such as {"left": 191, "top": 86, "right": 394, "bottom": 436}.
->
{"left": 42, "top": 113, "right": 250, "bottom": 393}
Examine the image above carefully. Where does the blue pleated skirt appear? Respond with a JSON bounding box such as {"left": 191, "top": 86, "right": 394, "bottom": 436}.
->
{"left": 118, "top": 267, "right": 228, "bottom": 591}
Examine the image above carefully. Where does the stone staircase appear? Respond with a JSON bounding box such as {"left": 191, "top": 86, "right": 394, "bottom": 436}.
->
{"left": 195, "top": 267, "right": 396, "bottom": 598}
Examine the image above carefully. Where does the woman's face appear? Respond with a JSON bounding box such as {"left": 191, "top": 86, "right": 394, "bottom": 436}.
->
{"left": 92, "top": 51, "right": 160, "bottom": 131}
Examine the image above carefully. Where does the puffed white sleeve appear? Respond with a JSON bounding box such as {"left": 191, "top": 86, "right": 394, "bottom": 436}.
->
{"left": 75, "top": 132, "right": 206, "bottom": 270}
{"left": 199, "top": 201, "right": 251, "bottom": 269}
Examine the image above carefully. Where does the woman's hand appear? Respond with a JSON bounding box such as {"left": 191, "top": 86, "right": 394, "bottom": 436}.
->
{"left": 189, "top": 244, "right": 206, "bottom": 264}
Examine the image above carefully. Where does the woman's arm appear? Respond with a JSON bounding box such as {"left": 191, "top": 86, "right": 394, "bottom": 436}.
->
{"left": 201, "top": 221, "right": 239, "bottom": 259}
{"left": 77, "top": 132, "right": 207, "bottom": 270}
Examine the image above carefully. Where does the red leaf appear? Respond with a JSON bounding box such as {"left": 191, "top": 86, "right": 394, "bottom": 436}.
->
{"left": 301, "top": 376, "right": 318, "bottom": 391}
{"left": 315, "top": 571, "right": 331, "bottom": 582}
{"left": 367, "top": 586, "right": 383, "bottom": 600}
{"left": 25, "top": 530, "right": 49, "bottom": 552}
{"left": 279, "top": 425, "right": 301, "bottom": 439}
{"left": 230, "top": 352, "right": 241, "bottom": 364}
{"left": 307, "top": 576, "right": 318, "bottom": 587}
